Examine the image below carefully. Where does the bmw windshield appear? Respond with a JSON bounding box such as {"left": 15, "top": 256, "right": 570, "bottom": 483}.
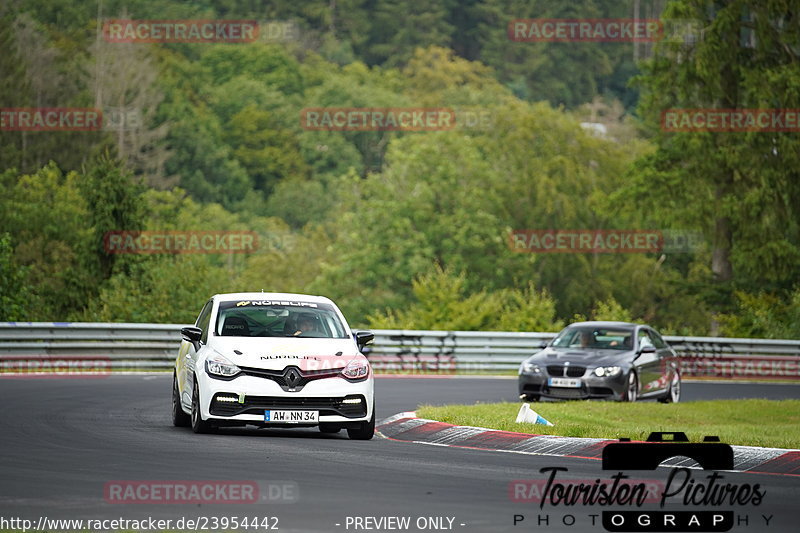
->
{"left": 215, "top": 299, "right": 349, "bottom": 338}
{"left": 550, "top": 326, "right": 633, "bottom": 351}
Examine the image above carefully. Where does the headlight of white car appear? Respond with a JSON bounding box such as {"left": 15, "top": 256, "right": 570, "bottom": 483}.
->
{"left": 520, "top": 361, "right": 541, "bottom": 374}
{"left": 341, "top": 358, "right": 370, "bottom": 380}
{"left": 593, "top": 366, "right": 622, "bottom": 377}
{"left": 205, "top": 352, "right": 241, "bottom": 378}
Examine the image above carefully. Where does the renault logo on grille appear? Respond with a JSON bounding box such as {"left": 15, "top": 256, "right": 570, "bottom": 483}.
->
{"left": 284, "top": 367, "right": 302, "bottom": 389}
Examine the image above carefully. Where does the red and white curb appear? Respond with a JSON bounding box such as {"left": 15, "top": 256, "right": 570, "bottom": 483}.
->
{"left": 376, "top": 412, "right": 800, "bottom": 477}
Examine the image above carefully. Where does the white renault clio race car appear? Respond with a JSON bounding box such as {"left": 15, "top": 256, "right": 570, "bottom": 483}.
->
{"left": 172, "top": 292, "right": 375, "bottom": 439}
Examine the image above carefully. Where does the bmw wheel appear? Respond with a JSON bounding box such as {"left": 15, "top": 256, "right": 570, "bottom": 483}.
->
{"left": 659, "top": 371, "right": 681, "bottom": 404}
{"left": 172, "top": 373, "right": 190, "bottom": 427}
{"left": 622, "top": 371, "right": 638, "bottom": 402}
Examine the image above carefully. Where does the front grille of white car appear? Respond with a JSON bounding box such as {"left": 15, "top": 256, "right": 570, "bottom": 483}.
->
{"left": 238, "top": 365, "right": 342, "bottom": 392}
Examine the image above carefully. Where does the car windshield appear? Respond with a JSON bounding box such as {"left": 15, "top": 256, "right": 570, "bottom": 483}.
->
{"left": 215, "top": 299, "right": 348, "bottom": 338}
{"left": 551, "top": 326, "right": 633, "bottom": 351}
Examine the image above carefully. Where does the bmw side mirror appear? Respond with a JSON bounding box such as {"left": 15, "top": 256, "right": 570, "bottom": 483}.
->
{"left": 538, "top": 341, "right": 548, "bottom": 349}
{"left": 640, "top": 345, "right": 656, "bottom": 354}
{"left": 181, "top": 326, "right": 202, "bottom": 343}
{"left": 355, "top": 331, "right": 375, "bottom": 350}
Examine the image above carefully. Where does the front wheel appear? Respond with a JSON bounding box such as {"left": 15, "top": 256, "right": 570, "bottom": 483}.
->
{"left": 659, "top": 371, "right": 681, "bottom": 404}
{"left": 191, "top": 378, "right": 215, "bottom": 434}
{"left": 172, "top": 373, "right": 191, "bottom": 427}
{"left": 621, "top": 372, "right": 638, "bottom": 402}
{"left": 347, "top": 403, "right": 375, "bottom": 440}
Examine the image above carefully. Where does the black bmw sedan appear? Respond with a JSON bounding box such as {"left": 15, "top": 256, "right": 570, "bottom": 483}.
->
{"left": 518, "top": 321, "right": 681, "bottom": 403}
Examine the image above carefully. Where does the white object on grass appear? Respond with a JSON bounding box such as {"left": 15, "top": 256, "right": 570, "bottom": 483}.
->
{"left": 515, "top": 403, "right": 554, "bottom": 426}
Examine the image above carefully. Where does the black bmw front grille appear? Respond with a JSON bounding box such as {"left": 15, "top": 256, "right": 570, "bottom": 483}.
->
{"left": 210, "top": 394, "right": 368, "bottom": 418}
{"left": 546, "top": 365, "right": 586, "bottom": 378}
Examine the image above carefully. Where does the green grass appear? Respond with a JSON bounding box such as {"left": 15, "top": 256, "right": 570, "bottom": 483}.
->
{"left": 417, "top": 399, "right": 800, "bottom": 449}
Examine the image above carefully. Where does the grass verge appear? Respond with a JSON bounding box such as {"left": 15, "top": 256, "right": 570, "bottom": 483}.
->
{"left": 417, "top": 399, "right": 800, "bottom": 449}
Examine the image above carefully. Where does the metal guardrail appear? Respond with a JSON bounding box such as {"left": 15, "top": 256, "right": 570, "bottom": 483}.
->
{"left": 0, "top": 322, "right": 799, "bottom": 380}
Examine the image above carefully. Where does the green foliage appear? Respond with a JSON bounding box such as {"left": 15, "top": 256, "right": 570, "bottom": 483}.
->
{"left": 368, "top": 265, "right": 563, "bottom": 332}
{"left": 0, "top": 162, "right": 94, "bottom": 319}
{"left": 0, "top": 233, "right": 31, "bottom": 320}
{"left": 627, "top": 0, "right": 800, "bottom": 324}
{"left": 717, "top": 289, "right": 800, "bottom": 340}
{"left": 590, "top": 297, "right": 635, "bottom": 323}
{"left": 225, "top": 104, "right": 309, "bottom": 196}
{"left": 78, "top": 152, "right": 147, "bottom": 279}
{"left": 0, "top": 1, "right": 796, "bottom": 340}
{"left": 77, "top": 255, "right": 229, "bottom": 323}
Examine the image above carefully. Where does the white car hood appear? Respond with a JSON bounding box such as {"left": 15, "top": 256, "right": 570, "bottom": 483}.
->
{"left": 207, "top": 336, "right": 361, "bottom": 371}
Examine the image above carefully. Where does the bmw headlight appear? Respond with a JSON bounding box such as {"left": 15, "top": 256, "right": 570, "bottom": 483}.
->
{"left": 342, "top": 358, "right": 370, "bottom": 381}
{"left": 205, "top": 352, "right": 241, "bottom": 378}
{"left": 593, "top": 366, "right": 622, "bottom": 377}
{"left": 520, "top": 361, "right": 541, "bottom": 374}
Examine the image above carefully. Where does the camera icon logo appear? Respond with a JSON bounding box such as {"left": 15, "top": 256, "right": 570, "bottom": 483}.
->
{"left": 602, "top": 432, "right": 734, "bottom": 471}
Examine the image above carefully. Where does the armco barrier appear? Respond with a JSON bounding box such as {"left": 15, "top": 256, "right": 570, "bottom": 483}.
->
{"left": 0, "top": 323, "right": 798, "bottom": 379}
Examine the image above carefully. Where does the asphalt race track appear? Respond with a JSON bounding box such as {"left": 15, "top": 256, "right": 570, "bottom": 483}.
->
{"left": 0, "top": 376, "right": 798, "bottom": 533}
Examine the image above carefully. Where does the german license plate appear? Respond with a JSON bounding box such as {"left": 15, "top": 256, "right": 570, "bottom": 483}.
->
{"left": 264, "top": 410, "right": 319, "bottom": 423}
{"left": 549, "top": 377, "right": 581, "bottom": 388}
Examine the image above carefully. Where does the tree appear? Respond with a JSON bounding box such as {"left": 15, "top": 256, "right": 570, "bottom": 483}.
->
{"left": 225, "top": 104, "right": 308, "bottom": 196}
{"left": 0, "top": 163, "right": 94, "bottom": 319}
{"left": 0, "top": 233, "right": 31, "bottom": 320}
{"left": 78, "top": 153, "right": 147, "bottom": 280}
{"left": 367, "top": 265, "right": 563, "bottom": 332}
{"left": 629, "top": 0, "right": 800, "bottom": 329}
{"left": 88, "top": 25, "right": 172, "bottom": 188}
{"left": 0, "top": 12, "right": 99, "bottom": 173}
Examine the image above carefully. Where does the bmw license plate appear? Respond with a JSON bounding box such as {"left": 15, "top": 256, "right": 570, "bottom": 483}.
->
{"left": 549, "top": 377, "right": 581, "bottom": 388}
{"left": 264, "top": 410, "right": 319, "bottom": 423}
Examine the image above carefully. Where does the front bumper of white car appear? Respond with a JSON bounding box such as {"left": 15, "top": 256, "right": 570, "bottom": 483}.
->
{"left": 197, "top": 370, "right": 374, "bottom": 426}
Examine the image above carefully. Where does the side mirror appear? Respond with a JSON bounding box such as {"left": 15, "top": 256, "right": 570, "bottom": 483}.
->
{"left": 538, "top": 341, "right": 548, "bottom": 349}
{"left": 354, "top": 331, "right": 375, "bottom": 350}
{"left": 181, "top": 326, "right": 202, "bottom": 343}
{"left": 639, "top": 345, "right": 656, "bottom": 354}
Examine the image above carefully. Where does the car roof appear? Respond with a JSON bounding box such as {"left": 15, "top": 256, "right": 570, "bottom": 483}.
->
{"left": 212, "top": 292, "right": 335, "bottom": 305}
{"left": 567, "top": 321, "right": 649, "bottom": 329}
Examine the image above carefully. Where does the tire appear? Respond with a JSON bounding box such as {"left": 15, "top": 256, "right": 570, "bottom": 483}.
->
{"left": 347, "top": 403, "right": 375, "bottom": 440}
{"left": 622, "top": 371, "right": 638, "bottom": 402}
{"left": 659, "top": 371, "right": 681, "bottom": 404}
{"left": 191, "top": 377, "right": 214, "bottom": 434}
{"left": 522, "top": 394, "right": 541, "bottom": 402}
{"left": 319, "top": 424, "right": 341, "bottom": 434}
{"left": 172, "top": 373, "right": 191, "bottom": 427}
